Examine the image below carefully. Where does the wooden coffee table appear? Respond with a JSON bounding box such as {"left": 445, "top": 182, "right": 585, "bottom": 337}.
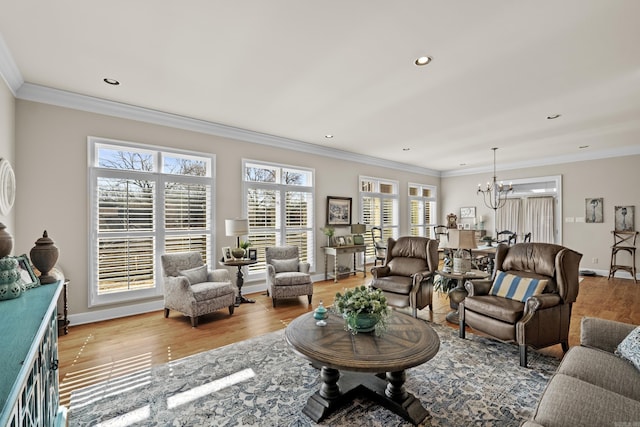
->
{"left": 285, "top": 311, "right": 440, "bottom": 425}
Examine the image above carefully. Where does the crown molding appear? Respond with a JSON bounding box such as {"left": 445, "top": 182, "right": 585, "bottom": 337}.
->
{"left": 0, "top": 33, "right": 23, "bottom": 96}
{"left": 15, "top": 83, "right": 440, "bottom": 177}
{"left": 441, "top": 145, "right": 640, "bottom": 178}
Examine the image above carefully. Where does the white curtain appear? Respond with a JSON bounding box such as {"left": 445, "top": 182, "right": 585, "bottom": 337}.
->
{"left": 523, "top": 196, "right": 555, "bottom": 243}
{"left": 497, "top": 198, "right": 521, "bottom": 236}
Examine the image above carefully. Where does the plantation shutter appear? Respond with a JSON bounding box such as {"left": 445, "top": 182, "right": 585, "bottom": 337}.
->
{"left": 164, "top": 182, "right": 211, "bottom": 258}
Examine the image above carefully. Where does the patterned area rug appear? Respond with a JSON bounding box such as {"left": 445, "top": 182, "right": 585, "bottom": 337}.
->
{"left": 68, "top": 322, "right": 559, "bottom": 426}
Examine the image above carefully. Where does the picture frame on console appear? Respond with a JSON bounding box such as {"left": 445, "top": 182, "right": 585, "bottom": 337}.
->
{"left": 248, "top": 248, "right": 258, "bottom": 261}
{"left": 327, "top": 196, "right": 352, "bottom": 226}
{"left": 14, "top": 254, "right": 39, "bottom": 289}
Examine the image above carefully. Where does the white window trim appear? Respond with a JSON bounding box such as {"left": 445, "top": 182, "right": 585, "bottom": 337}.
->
{"left": 242, "top": 159, "right": 315, "bottom": 281}
{"left": 358, "top": 175, "right": 399, "bottom": 263}
{"left": 408, "top": 182, "right": 438, "bottom": 238}
{"left": 88, "top": 136, "right": 216, "bottom": 307}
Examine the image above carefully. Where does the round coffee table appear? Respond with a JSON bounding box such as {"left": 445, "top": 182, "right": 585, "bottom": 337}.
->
{"left": 285, "top": 311, "right": 440, "bottom": 424}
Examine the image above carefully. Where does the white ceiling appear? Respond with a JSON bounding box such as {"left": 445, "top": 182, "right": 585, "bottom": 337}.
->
{"left": 1, "top": 0, "right": 640, "bottom": 174}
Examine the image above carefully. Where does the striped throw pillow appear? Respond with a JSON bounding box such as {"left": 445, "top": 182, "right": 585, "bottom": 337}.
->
{"left": 489, "top": 270, "right": 548, "bottom": 302}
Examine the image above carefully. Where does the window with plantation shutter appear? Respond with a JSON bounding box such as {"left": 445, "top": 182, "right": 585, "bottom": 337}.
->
{"left": 359, "top": 176, "right": 398, "bottom": 261}
{"left": 243, "top": 161, "right": 314, "bottom": 278}
{"left": 408, "top": 183, "right": 437, "bottom": 238}
{"left": 89, "top": 138, "right": 214, "bottom": 307}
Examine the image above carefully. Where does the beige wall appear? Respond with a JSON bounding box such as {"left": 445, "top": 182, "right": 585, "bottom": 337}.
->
{"left": 13, "top": 100, "right": 439, "bottom": 321}
{"left": 441, "top": 156, "right": 640, "bottom": 275}
{"left": 10, "top": 97, "right": 639, "bottom": 322}
{"left": 0, "top": 80, "right": 15, "bottom": 232}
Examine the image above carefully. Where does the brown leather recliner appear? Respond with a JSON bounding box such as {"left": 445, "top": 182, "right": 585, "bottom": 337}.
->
{"left": 370, "top": 236, "right": 439, "bottom": 318}
{"left": 459, "top": 242, "right": 582, "bottom": 368}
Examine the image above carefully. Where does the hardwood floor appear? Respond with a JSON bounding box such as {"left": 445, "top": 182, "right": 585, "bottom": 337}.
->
{"left": 57, "top": 273, "right": 640, "bottom": 407}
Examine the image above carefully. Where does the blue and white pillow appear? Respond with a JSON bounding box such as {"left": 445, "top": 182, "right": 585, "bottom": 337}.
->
{"left": 616, "top": 326, "right": 640, "bottom": 372}
{"left": 489, "top": 270, "right": 548, "bottom": 302}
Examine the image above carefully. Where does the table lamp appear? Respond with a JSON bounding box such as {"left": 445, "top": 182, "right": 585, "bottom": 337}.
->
{"left": 225, "top": 218, "right": 249, "bottom": 258}
{"left": 351, "top": 223, "right": 366, "bottom": 245}
{"left": 447, "top": 229, "right": 477, "bottom": 274}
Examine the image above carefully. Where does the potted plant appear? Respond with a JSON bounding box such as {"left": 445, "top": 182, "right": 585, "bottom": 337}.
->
{"left": 332, "top": 285, "right": 391, "bottom": 335}
{"left": 320, "top": 225, "right": 335, "bottom": 246}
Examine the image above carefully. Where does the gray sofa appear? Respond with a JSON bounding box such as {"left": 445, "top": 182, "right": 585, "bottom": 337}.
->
{"left": 523, "top": 317, "right": 640, "bottom": 427}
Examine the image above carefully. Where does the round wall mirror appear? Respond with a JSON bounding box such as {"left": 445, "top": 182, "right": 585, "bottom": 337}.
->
{"left": 0, "top": 158, "right": 15, "bottom": 215}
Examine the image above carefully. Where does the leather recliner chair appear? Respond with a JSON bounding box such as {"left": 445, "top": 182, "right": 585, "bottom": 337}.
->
{"left": 370, "top": 236, "right": 439, "bottom": 318}
{"left": 459, "top": 242, "right": 582, "bottom": 367}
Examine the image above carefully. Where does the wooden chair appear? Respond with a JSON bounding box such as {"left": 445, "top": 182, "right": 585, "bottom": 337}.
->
{"left": 608, "top": 230, "right": 638, "bottom": 283}
{"left": 496, "top": 230, "right": 517, "bottom": 245}
{"left": 523, "top": 232, "right": 532, "bottom": 243}
{"left": 371, "top": 226, "right": 387, "bottom": 266}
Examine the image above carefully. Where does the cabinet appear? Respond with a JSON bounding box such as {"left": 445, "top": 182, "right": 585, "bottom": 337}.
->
{"left": 0, "top": 281, "right": 65, "bottom": 427}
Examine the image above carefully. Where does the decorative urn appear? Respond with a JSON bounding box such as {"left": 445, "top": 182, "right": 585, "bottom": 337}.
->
{"left": 0, "top": 222, "right": 14, "bottom": 258}
{"left": 30, "top": 230, "right": 59, "bottom": 284}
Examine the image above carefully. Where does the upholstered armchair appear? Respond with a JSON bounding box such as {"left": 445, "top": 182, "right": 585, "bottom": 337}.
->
{"left": 265, "top": 246, "right": 313, "bottom": 307}
{"left": 161, "top": 251, "right": 235, "bottom": 327}
{"left": 459, "top": 242, "right": 583, "bottom": 367}
{"left": 370, "top": 236, "right": 439, "bottom": 318}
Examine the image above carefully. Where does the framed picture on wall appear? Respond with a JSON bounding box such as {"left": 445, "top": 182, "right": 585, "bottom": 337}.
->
{"left": 460, "top": 206, "right": 476, "bottom": 219}
{"left": 614, "top": 206, "right": 635, "bottom": 231}
{"left": 327, "top": 196, "right": 352, "bottom": 226}
{"left": 585, "top": 198, "right": 603, "bottom": 223}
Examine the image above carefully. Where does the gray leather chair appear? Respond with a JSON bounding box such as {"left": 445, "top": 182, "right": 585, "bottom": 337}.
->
{"left": 161, "top": 251, "right": 235, "bottom": 327}
{"left": 460, "top": 242, "right": 582, "bottom": 367}
{"left": 370, "top": 236, "right": 439, "bottom": 318}
{"left": 265, "top": 246, "right": 313, "bottom": 307}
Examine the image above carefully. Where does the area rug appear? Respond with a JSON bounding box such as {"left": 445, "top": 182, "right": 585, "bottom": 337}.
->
{"left": 68, "top": 323, "right": 559, "bottom": 426}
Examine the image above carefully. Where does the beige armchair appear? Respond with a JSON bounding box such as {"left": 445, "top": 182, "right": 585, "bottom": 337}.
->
{"left": 370, "top": 236, "right": 439, "bottom": 318}
{"left": 265, "top": 246, "right": 313, "bottom": 307}
{"left": 161, "top": 251, "right": 235, "bottom": 327}
{"left": 459, "top": 242, "right": 583, "bottom": 367}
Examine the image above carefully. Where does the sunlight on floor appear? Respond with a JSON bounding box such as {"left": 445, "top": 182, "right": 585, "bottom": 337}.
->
{"left": 167, "top": 368, "right": 255, "bottom": 409}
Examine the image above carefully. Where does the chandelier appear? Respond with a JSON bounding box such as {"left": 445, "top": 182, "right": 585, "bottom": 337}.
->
{"left": 477, "top": 148, "right": 513, "bottom": 236}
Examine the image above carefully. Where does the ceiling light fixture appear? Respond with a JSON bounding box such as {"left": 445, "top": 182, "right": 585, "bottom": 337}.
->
{"left": 103, "top": 78, "right": 120, "bottom": 86}
{"left": 477, "top": 147, "right": 513, "bottom": 238}
{"left": 414, "top": 56, "right": 432, "bottom": 66}
{"left": 546, "top": 114, "right": 561, "bottom": 120}
{"left": 402, "top": 148, "right": 410, "bottom": 151}
{"left": 579, "top": 145, "right": 590, "bottom": 149}
{"left": 324, "top": 134, "right": 333, "bottom": 139}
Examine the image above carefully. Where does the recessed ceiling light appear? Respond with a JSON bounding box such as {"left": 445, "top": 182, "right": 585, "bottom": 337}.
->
{"left": 103, "top": 78, "right": 120, "bottom": 86}
{"left": 546, "top": 114, "right": 561, "bottom": 120}
{"left": 324, "top": 134, "right": 333, "bottom": 139}
{"left": 460, "top": 163, "right": 467, "bottom": 166}
{"left": 414, "top": 56, "right": 432, "bottom": 66}
{"left": 402, "top": 148, "right": 410, "bottom": 151}
{"left": 579, "top": 145, "right": 590, "bottom": 149}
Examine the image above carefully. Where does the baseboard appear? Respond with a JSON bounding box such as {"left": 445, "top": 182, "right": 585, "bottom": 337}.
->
{"left": 581, "top": 268, "right": 638, "bottom": 280}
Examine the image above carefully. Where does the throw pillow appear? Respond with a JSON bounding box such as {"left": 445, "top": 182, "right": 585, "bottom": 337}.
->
{"left": 616, "top": 326, "right": 640, "bottom": 372}
{"left": 489, "top": 270, "right": 547, "bottom": 302}
{"left": 179, "top": 264, "right": 208, "bottom": 285}
{"left": 270, "top": 258, "right": 299, "bottom": 273}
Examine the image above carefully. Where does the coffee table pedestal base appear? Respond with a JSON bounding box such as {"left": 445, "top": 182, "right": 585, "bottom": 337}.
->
{"left": 303, "top": 367, "right": 429, "bottom": 425}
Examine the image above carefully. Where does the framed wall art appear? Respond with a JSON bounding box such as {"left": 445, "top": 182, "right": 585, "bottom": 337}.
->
{"left": 327, "top": 196, "right": 352, "bottom": 226}
{"left": 585, "top": 198, "right": 603, "bottom": 223}
{"left": 460, "top": 206, "right": 476, "bottom": 219}
{"left": 614, "top": 206, "right": 635, "bottom": 231}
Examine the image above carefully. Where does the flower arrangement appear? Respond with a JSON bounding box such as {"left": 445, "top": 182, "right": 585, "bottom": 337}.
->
{"left": 332, "top": 285, "right": 391, "bottom": 335}
{"left": 320, "top": 226, "right": 335, "bottom": 246}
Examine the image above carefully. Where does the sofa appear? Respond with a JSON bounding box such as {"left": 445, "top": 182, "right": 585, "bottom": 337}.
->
{"left": 523, "top": 317, "right": 640, "bottom": 427}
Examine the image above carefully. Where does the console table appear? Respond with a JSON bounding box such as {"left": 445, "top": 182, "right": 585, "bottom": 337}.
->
{"left": 322, "top": 245, "right": 366, "bottom": 282}
{"left": 0, "top": 281, "right": 65, "bottom": 426}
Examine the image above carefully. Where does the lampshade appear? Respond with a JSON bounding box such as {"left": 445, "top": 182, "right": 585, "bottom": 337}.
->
{"left": 446, "top": 229, "right": 477, "bottom": 250}
{"left": 225, "top": 219, "right": 249, "bottom": 237}
{"left": 351, "top": 223, "right": 366, "bottom": 234}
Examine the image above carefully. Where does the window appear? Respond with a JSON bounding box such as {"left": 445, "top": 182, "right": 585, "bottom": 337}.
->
{"left": 243, "top": 160, "right": 314, "bottom": 278}
{"left": 408, "top": 183, "right": 437, "bottom": 238}
{"left": 89, "top": 138, "right": 214, "bottom": 306}
{"left": 359, "top": 176, "right": 399, "bottom": 260}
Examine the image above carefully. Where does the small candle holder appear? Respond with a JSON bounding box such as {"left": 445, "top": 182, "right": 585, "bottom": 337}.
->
{"left": 314, "top": 300, "right": 328, "bottom": 326}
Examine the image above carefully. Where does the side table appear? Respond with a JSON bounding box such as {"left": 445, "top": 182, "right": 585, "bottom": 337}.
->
{"left": 223, "top": 259, "right": 258, "bottom": 306}
{"left": 436, "top": 269, "right": 489, "bottom": 324}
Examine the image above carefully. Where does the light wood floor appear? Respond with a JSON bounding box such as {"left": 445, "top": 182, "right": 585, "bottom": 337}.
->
{"left": 57, "top": 273, "right": 640, "bottom": 407}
